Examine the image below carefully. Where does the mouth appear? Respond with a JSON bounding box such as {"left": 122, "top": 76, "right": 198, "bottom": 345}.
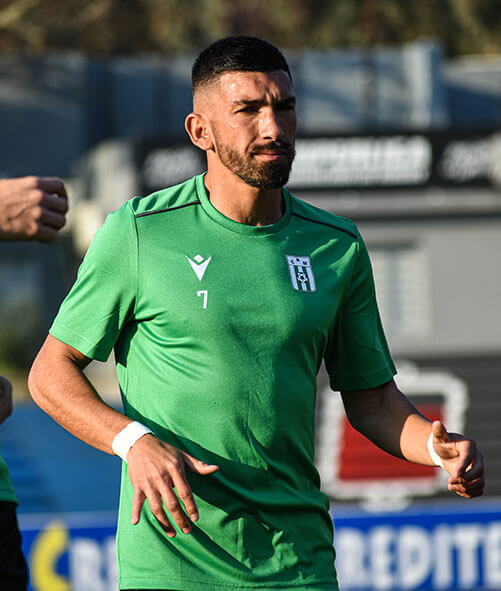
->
{"left": 252, "top": 147, "right": 290, "bottom": 160}
{"left": 253, "top": 152, "right": 287, "bottom": 161}
{"left": 252, "top": 142, "right": 291, "bottom": 159}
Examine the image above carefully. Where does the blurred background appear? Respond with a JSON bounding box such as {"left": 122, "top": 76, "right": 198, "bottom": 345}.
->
{"left": 0, "top": 1, "right": 500, "bottom": 589}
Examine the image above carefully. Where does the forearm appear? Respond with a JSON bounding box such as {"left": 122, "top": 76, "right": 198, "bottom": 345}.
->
{"left": 29, "top": 335, "right": 221, "bottom": 533}
{"left": 342, "top": 380, "right": 435, "bottom": 465}
{"left": 28, "top": 339, "right": 131, "bottom": 455}
{"left": 398, "top": 411, "right": 436, "bottom": 465}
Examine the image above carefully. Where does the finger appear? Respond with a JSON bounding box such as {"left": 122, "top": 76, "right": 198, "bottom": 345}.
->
{"left": 0, "top": 376, "right": 13, "bottom": 423}
{"left": 41, "top": 192, "right": 69, "bottom": 214}
{"left": 466, "top": 476, "right": 485, "bottom": 495}
{"left": 449, "top": 472, "right": 483, "bottom": 489}
{"left": 0, "top": 376, "right": 12, "bottom": 398}
{"left": 467, "top": 478, "right": 486, "bottom": 497}
{"left": 39, "top": 208, "right": 66, "bottom": 230}
{"left": 131, "top": 488, "right": 146, "bottom": 525}
{"left": 32, "top": 224, "right": 59, "bottom": 243}
{"left": 449, "top": 450, "right": 483, "bottom": 485}
{"left": 170, "top": 468, "right": 199, "bottom": 523}
{"left": 159, "top": 478, "right": 193, "bottom": 534}
{"left": 147, "top": 489, "right": 178, "bottom": 537}
{"left": 449, "top": 461, "right": 484, "bottom": 486}
{"left": 37, "top": 177, "right": 68, "bottom": 199}
{"left": 449, "top": 457, "right": 473, "bottom": 481}
{"left": 454, "top": 444, "right": 478, "bottom": 479}
{"left": 449, "top": 478, "right": 485, "bottom": 498}
{"left": 432, "top": 420, "right": 450, "bottom": 444}
{"left": 183, "top": 453, "right": 219, "bottom": 475}
{"left": 454, "top": 455, "right": 483, "bottom": 483}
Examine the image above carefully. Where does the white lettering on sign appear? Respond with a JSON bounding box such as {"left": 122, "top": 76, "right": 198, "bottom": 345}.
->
{"left": 397, "top": 527, "right": 432, "bottom": 588}
{"left": 455, "top": 524, "right": 483, "bottom": 588}
{"left": 485, "top": 523, "right": 501, "bottom": 586}
{"left": 439, "top": 137, "right": 498, "bottom": 182}
{"left": 371, "top": 527, "right": 394, "bottom": 589}
{"left": 70, "top": 536, "right": 117, "bottom": 591}
{"left": 143, "top": 147, "right": 202, "bottom": 187}
{"left": 336, "top": 528, "right": 369, "bottom": 586}
{"left": 336, "top": 521, "right": 501, "bottom": 590}
{"left": 433, "top": 525, "right": 453, "bottom": 587}
{"left": 288, "top": 136, "right": 431, "bottom": 187}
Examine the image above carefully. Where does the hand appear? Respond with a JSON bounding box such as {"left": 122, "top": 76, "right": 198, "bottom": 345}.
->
{"left": 0, "top": 376, "right": 13, "bottom": 424}
{"left": 126, "top": 434, "right": 219, "bottom": 537}
{"left": 0, "top": 176, "right": 68, "bottom": 242}
{"left": 430, "top": 420, "right": 485, "bottom": 498}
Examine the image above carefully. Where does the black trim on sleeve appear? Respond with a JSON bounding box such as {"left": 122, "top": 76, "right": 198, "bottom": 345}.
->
{"left": 291, "top": 212, "right": 358, "bottom": 239}
{"left": 134, "top": 200, "right": 201, "bottom": 218}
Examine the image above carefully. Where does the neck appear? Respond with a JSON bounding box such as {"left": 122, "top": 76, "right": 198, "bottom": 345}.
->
{"left": 204, "top": 166, "right": 284, "bottom": 226}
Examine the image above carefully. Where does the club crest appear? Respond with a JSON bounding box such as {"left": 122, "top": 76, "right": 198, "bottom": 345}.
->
{"left": 286, "top": 255, "right": 316, "bottom": 293}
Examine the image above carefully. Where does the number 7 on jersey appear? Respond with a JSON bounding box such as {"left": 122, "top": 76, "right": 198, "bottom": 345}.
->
{"left": 197, "top": 289, "right": 208, "bottom": 309}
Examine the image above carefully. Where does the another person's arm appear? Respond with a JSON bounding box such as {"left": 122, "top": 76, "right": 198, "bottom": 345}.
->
{"left": 28, "top": 335, "right": 218, "bottom": 537}
{"left": 0, "top": 176, "right": 68, "bottom": 242}
{"left": 341, "top": 379, "right": 485, "bottom": 498}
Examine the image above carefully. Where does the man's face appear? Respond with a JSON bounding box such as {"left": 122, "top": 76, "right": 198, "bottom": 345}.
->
{"left": 203, "top": 70, "right": 297, "bottom": 190}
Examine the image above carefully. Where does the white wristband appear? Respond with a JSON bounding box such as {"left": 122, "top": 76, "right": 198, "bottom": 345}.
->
{"left": 427, "top": 431, "right": 445, "bottom": 469}
{"left": 112, "top": 421, "right": 153, "bottom": 462}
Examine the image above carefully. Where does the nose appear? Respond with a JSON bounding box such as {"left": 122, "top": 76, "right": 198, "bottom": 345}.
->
{"left": 259, "top": 107, "right": 283, "bottom": 140}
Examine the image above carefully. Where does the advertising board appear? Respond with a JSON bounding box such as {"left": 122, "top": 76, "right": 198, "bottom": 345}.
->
{"left": 334, "top": 501, "right": 501, "bottom": 591}
{"left": 134, "top": 129, "right": 501, "bottom": 196}
{"left": 20, "top": 503, "right": 501, "bottom": 591}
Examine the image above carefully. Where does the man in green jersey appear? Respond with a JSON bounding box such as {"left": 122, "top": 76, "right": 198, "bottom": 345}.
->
{"left": 0, "top": 175, "right": 68, "bottom": 590}
{"left": 29, "top": 37, "right": 484, "bottom": 591}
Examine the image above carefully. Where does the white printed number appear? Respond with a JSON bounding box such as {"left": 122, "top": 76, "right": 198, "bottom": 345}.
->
{"left": 197, "top": 289, "right": 208, "bottom": 309}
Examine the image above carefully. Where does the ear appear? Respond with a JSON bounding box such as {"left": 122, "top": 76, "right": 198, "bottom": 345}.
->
{"left": 185, "top": 112, "right": 213, "bottom": 151}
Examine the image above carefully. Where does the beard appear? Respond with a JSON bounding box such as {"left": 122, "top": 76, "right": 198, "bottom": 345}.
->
{"left": 213, "top": 132, "right": 295, "bottom": 190}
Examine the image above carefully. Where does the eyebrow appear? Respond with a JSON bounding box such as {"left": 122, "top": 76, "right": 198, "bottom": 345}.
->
{"left": 232, "top": 96, "right": 296, "bottom": 108}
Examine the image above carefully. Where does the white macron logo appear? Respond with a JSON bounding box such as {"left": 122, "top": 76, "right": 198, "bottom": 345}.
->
{"left": 186, "top": 254, "right": 212, "bottom": 282}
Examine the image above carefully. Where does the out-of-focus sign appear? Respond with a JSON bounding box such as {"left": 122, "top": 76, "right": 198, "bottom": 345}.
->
{"left": 20, "top": 513, "right": 117, "bottom": 591}
{"left": 20, "top": 502, "right": 501, "bottom": 591}
{"left": 289, "top": 131, "right": 501, "bottom": 190}
{"left": 133, "top": 129, "right": 501, "bottom": 195}
{"left": 316, "top": 362, "right": 468, "bottom": 505}
{"left": 334, "top": 501, "right": 501, "bottom": 591}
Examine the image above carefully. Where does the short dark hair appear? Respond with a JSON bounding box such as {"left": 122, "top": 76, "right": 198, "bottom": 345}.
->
{"left": 192, "top": 36, "right": 291, "bottom": 92}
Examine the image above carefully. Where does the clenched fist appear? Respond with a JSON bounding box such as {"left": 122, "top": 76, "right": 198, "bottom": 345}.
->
{"left": 0, "top": 176, "right": 68, "bottom": 242}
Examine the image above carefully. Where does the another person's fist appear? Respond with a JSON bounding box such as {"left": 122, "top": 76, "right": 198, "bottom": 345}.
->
{"left": 0, "top": 376, "right": 13, "bottom": 424}
{"left": 0, "top": 176, "right": 68, "bottom": 242}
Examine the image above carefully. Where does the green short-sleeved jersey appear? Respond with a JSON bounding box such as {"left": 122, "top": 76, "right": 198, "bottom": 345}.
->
{"left": 50, "top": 174, "right": 395, "bottom": 590}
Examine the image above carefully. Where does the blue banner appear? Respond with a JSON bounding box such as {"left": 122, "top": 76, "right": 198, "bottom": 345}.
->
{"left": 20, "top": 512, "right": 117, "bottom": 591}
{"left": 19, "top": 501, "right": 501, "bottom": 591}
{"left": 333, "top": 501, "right": 501, "bottom": 590}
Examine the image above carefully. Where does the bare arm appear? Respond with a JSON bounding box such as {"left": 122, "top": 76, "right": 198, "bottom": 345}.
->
{"left": 341, "top": 379, "right": 485, "bottom": 498}
{"left": 0, "top": 176, "right": 68, "bottom": 242}
{"left": 29, "top": 334, "right": 218, "bottom": 536}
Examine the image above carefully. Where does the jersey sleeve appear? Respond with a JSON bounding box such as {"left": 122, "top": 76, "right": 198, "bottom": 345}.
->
{"left": 324, "top": 231, "right": 396, "bottom": 391}
{"left": 50, "top": 202, "right": 137, "bottom": 362}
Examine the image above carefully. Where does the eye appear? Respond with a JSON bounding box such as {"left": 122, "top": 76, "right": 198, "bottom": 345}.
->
{"left": 238, "top": 106, "right": 259, "bottom": 114}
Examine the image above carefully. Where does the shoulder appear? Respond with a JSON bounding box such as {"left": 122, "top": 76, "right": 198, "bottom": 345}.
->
{"left": 287, "top": 191, "right": 360, "bottom": 241}
{"left": 86, "top": 176, "right": 202, "bottom": 250}
{"left": 127, "top": 175, "right": 201, "bottom": 219}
